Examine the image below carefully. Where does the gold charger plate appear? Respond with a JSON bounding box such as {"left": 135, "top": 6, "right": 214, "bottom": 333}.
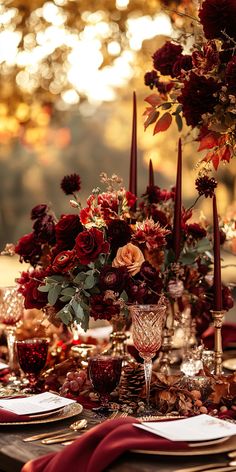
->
{"left": 132, "top": 435, "right": 236, "bottom": 456}
{"left": 0, "top": 402, "right": 83, "bottom": 426}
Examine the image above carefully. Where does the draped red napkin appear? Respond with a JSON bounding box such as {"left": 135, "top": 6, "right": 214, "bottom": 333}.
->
{"left": 202, "top": 323, "right": 236, "bottom": 350}
{"left": 0, "top": 407, "right": 32, "bottom": 423}
{"left": 21, "top": 416, "right": 188, "bottom": 472}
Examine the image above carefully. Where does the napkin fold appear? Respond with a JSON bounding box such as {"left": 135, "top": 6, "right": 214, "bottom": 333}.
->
{"left": 21, "top": 416, "right": 188, "bottom": 472}
{"left": 0, "top": 407, "right": 32, "bottom": 423}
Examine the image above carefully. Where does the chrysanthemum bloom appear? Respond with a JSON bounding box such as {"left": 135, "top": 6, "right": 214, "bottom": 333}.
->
{"left": 195, "top": 176, "right": 217, "bottom": 198}
{"left": 60, "top": 173, "right": 81, "bottom": 195}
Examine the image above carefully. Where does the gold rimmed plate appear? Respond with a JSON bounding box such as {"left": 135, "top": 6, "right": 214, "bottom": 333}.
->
{"left": 0, "top": 402, "right": 83, "bottom": 426}
{"left": 222, "top": 358, "right": 236, "bottom": 371}
{"left": 132, "top": 435, "right": 236, "bottom": 456}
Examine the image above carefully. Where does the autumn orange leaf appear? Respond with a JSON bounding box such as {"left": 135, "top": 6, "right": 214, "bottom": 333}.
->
{"left": 198, "top": 133, "right": 219, "bottom": 151}
{"left": 144, "top": 94, "right": 164, "bottom": 107}
{"left": 153, "top": 112, "right": 172, "bottom": 134}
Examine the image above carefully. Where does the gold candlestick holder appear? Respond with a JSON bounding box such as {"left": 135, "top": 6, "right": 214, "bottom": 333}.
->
{"left": 211, "top": 310, "right": 225, "bottom": 375}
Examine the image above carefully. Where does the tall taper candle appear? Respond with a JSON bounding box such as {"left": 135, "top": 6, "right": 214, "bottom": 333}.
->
{"left": 149, "top": 159, "right": 154, "bottom": 187}
{"left": 213, "top": 193, "right": 222, "bottom": 311}
{"left": 173, "top": 138, "right": 182, "bottom": 260}
{"left": 129, "top": 91, "right": 137, "bottom": 207}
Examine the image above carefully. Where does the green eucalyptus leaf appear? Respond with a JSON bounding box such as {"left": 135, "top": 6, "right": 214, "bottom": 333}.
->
{"left": 196, "top": 237, "right": 211, "bottom": 253}
{"left": 180, "top": 252, "right": 197, "bottom": 265}
{"left": 175, "top": 113, "right": 183, "bottom": 132}
{"left": 56, "top": 306, "right": 73, "bottom": 325}
{"left": 61, "top": 287, "right": 76, "bottom": 296}
{"left": 46, "top": 275, "right": 65, "bottom": 283}
{"left": 161, "top": 102, "right": 172, "bottom": 110}
{"left": 73, "top": 272, "right": 87, "bottom": 284}
{"left": 48, "top": 284, "right": 62, "bottom": 305}
{"left": 59, "top": 295, "right": 71, "bottom": 302}
{"left": 120, "top": 290, "right": 128, "bottom": 302}
{"left": 81, "top": 311, "right": 89, "bottom": 332}
{"left": 84, "top": 274, "right": 95, "bottom": 289}
{"left": 38, "top": 285, "right": 50, "bottom": 293}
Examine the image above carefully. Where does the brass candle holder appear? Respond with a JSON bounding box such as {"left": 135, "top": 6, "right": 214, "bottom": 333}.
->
{"left": 211, "top": 310, "right": 225, "bottom": 375}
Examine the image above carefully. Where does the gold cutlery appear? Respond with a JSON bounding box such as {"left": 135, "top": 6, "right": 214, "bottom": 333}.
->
{"left": 42, "top": 434, "right": 84, "bottom": 444}
{"left": 41, "top": 419, "right": 87, "bottom": 443}
{"left": 23, "top": 419, "right": 87, "bottom": 442}
{"left": 229, "top": 452, "right": 236, "bottom": 458}
{"left": 174, "top": 461, "right": 236, "bottom": 472}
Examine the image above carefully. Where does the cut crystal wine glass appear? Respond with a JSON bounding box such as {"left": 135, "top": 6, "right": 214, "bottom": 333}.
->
{"left": 129, "top": 295, "right": 167, "bottom": 414}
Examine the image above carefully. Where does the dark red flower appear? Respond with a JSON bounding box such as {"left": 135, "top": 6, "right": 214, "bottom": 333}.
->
{"left": 99, "top": 266, "right": 129, "bottom": 293}
{"left": 33, "top": 215, "right": 56, "bottom": 245}
{"left": 126, "top": 280, "right": 148, "bottom": 304}
{"left": 152, "top": 41, "right": 183, "bottom": 77}
{"left": 172, "top": 54, "right": 192, "bottom": 78}
{"left": 107, "top": 219, "right": 132, "bottom": 253}
{"left": 150, "top": 208, "right": 168, "bottom": 227}
{"left": 226, "top": 55, "right": 236, "bottom": 94}
{"left": 17, "top": 269, "right": 48, "bottom": 310}
{"left": 55, "top": 214, "right": 83, "bottom": 252}
{"left": 140, "top": 261, "right": 163, "bottom": 292}
{"left": 144, "top": 70, "right": 158, "bottom": 89}
{"left": 75, "top": 227, "right": 109, "bottom": 265}
{"left": 178, "top": 72, "right": 220, "bottom": 127}
{"left": 90, "top": 293, "right": 120, "bottom": 321}
{"left": 31, "top": 204, "right": 48, "bottom": 220}
{"left": 199, "top": 0, "right": 236, "bottom": 41}
{"left": 195, "top": 175, "right": 217, "bottom": 198}
{"left": 60, "top": 173, "right": 81, "bottom": 195}
{"left": 125, "top": 191, "right": 137, "bottom": 209}
{"left": 187, "top": 223, "right": 207, "bottom": 240}
{"left": 52, "top": 250, "right": 76, "bottom": 274}
{"left": 15, "top": 232, "right": 42, "bottom": 266}
{"left": 220, "top": 229, "right": 226, "bottom": 245}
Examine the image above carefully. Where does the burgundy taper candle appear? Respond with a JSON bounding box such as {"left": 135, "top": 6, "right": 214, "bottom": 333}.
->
{"left": 149, "top": 159, "right": 154, "bottom": 187}
{"left": 213, "top": 193, "right": 222, "bottom": 311}
{"left": 173, "top": 138, "right": 182, "bottom": 260}
{"left": 129, "top": 91, "right": 137, "bottom": 209}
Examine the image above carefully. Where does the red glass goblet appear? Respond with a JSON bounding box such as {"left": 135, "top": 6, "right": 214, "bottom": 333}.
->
{"left": 16, "top": 338, "right": 49, "bottom": 393}
{"left": 88, "top": 355, "right": 122, "bottom": 414}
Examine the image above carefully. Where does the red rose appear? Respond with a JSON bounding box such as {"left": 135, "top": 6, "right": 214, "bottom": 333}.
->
{"left": 17, "top": 269, "right": 48, "bottom": 310}
{"left": 55, "top": 214, "right": 83, "bottom": 251}
{"left": 75, "top": 227, "right": 109, "bottom": 265}
{"left": 52, "top": 250, "right": 76, "bottom": 273}
{"left": 15, "top": 232, "right": 42, "bottom": 266}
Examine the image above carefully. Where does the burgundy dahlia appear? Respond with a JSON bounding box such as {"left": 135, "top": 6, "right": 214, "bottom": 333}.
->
{"left": 140, "top": 261, "right": 163, "bottom": 292}
{"left": 178, "top": 72, "right": 220, "bottom": 127}
{"left": 33, "top": 215, "right": 56, "bottom": 245}
{"left": 199, "top": 0, "right": 236, "bottom": 41}
{"left": 195, "top": 175, "right": 217, "bottom": 198}
{"left": 152, "top": 41, "right": 183, "bottom": 77}
{"left": 226, "top": 55, "right": 236, "bottom": 94}
{"left": 60, "top": 173, "right": 81, "bottom": 195}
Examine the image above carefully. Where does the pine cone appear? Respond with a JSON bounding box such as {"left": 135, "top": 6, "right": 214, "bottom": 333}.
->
{"left": 119, "top": 362, "right": 145, "bottom": 408}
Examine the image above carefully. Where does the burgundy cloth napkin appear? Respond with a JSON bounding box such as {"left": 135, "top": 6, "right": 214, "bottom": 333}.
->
{"left": 21, "top": 416, "right": 188, "bottom": 472}
{"left": 202, "top": 323, "right": 236, "bottom": 350}
{"left": 0, "top": 407, "right": 32, "bottom": 423}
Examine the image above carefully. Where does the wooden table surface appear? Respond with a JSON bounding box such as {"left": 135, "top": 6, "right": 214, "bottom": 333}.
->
{"left": 0, "top": 407, "right": 235, "bottom": 472}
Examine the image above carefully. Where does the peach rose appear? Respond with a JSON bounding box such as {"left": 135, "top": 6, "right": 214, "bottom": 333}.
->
{"left": 112, "top": 242, "right": 144, "bottom": 276}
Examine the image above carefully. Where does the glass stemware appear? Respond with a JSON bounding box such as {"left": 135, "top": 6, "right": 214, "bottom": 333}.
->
{"left": 0, "top": 286, "right": 24, "bottom": 390}
{"left": 16, "top": 338, "right": 49, "bottom": 393}
{"left": 129, "top": 296, "right": 167, "bottom": 414}
{"left": 88, "top": 355, "right": 122, "bottom": 414}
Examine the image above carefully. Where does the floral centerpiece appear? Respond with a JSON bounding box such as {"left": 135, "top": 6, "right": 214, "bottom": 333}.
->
{"left": 10, "top": 169, "right": 233, "bottom": 337}
{"left": 144, "top": 0, "right": 236, "bottom": 173}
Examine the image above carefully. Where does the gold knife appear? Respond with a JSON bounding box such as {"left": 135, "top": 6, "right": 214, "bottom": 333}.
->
{"left": 23, "top": 430, "right": 71, "bottom": 442}
{"left": 42, "top": 434, "right": 83, "bottom": 444}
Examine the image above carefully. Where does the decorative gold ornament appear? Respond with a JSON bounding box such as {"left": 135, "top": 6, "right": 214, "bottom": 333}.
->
{"left": 211, "top": 310, "right": 225, "bottom": 376}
